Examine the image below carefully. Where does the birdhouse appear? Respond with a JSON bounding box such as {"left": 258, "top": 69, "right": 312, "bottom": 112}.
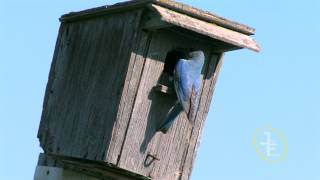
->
{"left": 36, "top": 0, "right": 260, "bottom": 179}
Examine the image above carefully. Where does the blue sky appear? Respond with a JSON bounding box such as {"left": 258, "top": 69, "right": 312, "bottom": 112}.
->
{"left": 1, "top": 0, "right": 319, "bottom": 179}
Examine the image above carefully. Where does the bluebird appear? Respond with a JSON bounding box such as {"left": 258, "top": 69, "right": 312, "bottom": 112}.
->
{"left": 159, "top": 50, "right": 205, "bottom": 133}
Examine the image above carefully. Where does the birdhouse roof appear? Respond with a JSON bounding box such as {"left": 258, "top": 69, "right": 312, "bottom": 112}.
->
{"left": 60, "top": 0, "right": 260, "bottom": 52}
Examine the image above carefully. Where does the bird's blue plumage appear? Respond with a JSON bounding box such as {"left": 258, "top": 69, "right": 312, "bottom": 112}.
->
{"left": 159, "top": 50, "right": 204, "bottom": 133}
{"left": 158, "top": 102, "right": 183, "bottom": 133}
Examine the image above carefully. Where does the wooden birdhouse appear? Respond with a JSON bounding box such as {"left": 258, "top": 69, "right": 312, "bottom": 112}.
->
{"left": 36, "top": 0, "right": 260, "bottom": 179}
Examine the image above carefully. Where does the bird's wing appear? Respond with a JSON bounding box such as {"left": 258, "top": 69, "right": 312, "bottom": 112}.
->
{"left": 174, "top": 59, "right": 192, "bottom": 113}
{"left": 158, "top": 102, "right": 183, "bottom": 133}
{"left": 188, "top": 85, "right": 198, "bottom": 122}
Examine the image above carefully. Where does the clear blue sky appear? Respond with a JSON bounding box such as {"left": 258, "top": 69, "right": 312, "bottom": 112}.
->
{"left": 1, "top": 0, "right": 319, "bottom": 179}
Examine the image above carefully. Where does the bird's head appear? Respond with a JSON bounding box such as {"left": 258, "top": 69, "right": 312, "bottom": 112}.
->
{"left": 188, "top": 50, "right": 205, "bottom": 61}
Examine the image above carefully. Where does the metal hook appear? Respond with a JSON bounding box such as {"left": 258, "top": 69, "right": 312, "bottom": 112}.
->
{"left": 144, "top": 153, "right": 160, "bottom": 167}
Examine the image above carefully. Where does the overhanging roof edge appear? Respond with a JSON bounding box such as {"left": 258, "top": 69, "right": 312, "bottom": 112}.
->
{"left": 59, "top": 0, "right": 256, "bottom": 36}
{"left": 150, "top": 4, "right": 261, "bottom": 52}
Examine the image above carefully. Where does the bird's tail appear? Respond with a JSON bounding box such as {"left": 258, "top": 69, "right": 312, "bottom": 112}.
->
{"left": 158, "top": 102, "right": 183, "bottom": 134}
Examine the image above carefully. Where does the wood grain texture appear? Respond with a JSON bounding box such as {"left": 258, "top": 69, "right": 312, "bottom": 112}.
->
{"left": 117, "top": 29, "right": 218, "bottom": 179}
{"left": 38, "top": 10, "right": 143, "bottom": 162}
{"left": 38, "top": 23, "right": 65, "bottom": 152}
{"left": 150, "top": 4, "right": 260, "bottom": 52}
{"left": 37, "top": 153, "right": 151, "bottom": 180}
{"left": 154, "top": 0, "right": 255, "bottom": 35}
{"left": 106, "top": 30, "right": 151, "bottom": 164}
{"left": 34, "top": 166, "right": 100, "bottom": 180}
{"left": 60, "top": 0, "right": 255, "bottom": 35}
{"left": 60, "top": 0, "right": 152, "bottom": 23}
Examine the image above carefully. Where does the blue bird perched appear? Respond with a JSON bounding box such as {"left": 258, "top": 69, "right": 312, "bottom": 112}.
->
{"left": 159, "top": 50, "right": 205, "bottom": 133}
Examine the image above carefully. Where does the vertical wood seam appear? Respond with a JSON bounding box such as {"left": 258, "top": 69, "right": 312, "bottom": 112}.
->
{"left": 104, "top": 10, "right": 144, "bottom": 162}
{"left": 116, "top": 32, "right": 153, "bottom": 166}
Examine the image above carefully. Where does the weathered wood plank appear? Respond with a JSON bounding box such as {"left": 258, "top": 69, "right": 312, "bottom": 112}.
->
{"left": 142, "top": 10, "right": 172, "bottom": 30}
{"left": 36, "top": 153, "right": 151, "bottom": 180}
{"left": 38, "top": 10, "right": 143, "bottom": 162}
{"left": 180, "top": 53, "right": 224, "bottom": 180}
{"left": 106, "top": 30, "right": 151, "bottom": 163}
{"left": 60, "top": 0, "right": 153, "bottom": 23}
{"left": 154, "top": 0, "right": 255, "bottom": 35}
{"left": 150, "top": 4, "right": 260, "bottom": 52}
{"left": 37, "top": 22, "right": 65, "bottom": 152}
{"left": 117, "top": 29, "right": 215, "bottom": 179}
{"left": 60, "top": 0, "right": 255, "bottom": 36}
{"left": 34, "top": 166, "right": 100, "bottom": 180}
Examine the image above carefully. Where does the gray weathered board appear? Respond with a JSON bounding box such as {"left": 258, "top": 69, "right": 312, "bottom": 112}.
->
{"left": 37, "top": 1, "right": 255, "bottom": 179}
{"left": 34, "top": 166, "right": 100, "bottom": 180}
{"left": 116, "top": 30, "right": 223, "bottom": 179}
{"left": 36, "top": 153, "right": 151, "bottom": 180}
{"left": 38, "top": 9, "right": 144, "bottom": 159}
